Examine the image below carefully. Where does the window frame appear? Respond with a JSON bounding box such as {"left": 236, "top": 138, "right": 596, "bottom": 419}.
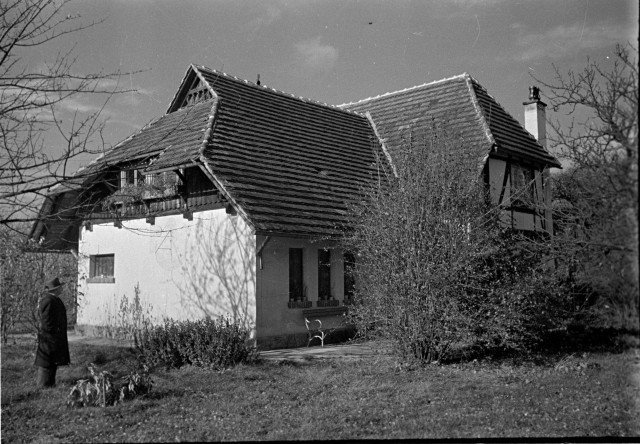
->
{"left": 120, "top": 168, "right": 144, "bottom": 189}
{"left": 510, "top": 163, "right": 536, "bottom": 209}
{"left": 317, "top": 249, "right": 332, "bottom": 301}
{"left": 288, "top": 248, "right": 304, "bottom": 302}
{"left": 88, "top": 254, "right": 115, "bottom": 283}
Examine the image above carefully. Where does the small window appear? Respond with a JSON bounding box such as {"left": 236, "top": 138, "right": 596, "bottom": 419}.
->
{"left": 343, "top": 252, "right": 355, "bottom": 304}
{"left": 88, "top": 254, "right": 115, "bottom": 283}
{"left": 318, "top": 249, "right": 331, "bottom": 301}
{"left": 511, "top": 164, "right": 535, "bottom": 208}
{"left": 120, "top": 169, "right": 144, "bottom": 188}
{"left": 289, "top": 248, "right": 304, "bottom": 301}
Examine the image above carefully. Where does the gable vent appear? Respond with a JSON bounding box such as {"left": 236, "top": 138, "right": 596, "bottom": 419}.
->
{"left": 179, "top": 76, "right": 212, "bottom": 109}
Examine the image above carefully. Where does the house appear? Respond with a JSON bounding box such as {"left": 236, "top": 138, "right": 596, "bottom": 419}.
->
{"left": 30, "top": 65, "right": 560, "bottom": 349}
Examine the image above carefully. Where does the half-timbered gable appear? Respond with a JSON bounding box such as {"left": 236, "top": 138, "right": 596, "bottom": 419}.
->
{"left": 342, "top": 73, "right": 561, "bottom": 233}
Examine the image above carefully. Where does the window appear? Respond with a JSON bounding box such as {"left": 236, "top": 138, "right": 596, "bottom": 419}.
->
{"left": 318, "top": 249, "right": 331, "bottom": 301}
{"left": 145, "top": 171, "right": 178, "bottom": 188}
{"left": 88, "top": 254, "right": 115, "bottom": 283}
{"left": 343, "top": 252, "right": 355, "bottom": 304}
{"left": 289, "top": 248, "right": 304, "bottom": 302}
{"left": 144, "top": 171, "right": 180, "bottom": 197}
{"left": 120, "top": 169, "right": 144, "bottom": 188}
{"left": 511, "top": 164, "right": 535, "bottom": 208}
{"left": 118, "top": 168, "right": 181, "bottom": 200}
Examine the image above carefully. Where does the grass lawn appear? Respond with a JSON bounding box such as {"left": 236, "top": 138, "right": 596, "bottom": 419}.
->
{"left": 2, "top": 334, "right": 639, "bottom": 442}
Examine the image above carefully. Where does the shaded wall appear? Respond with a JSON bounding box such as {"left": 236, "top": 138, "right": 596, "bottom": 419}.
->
{"left": 256, "top": 235, "right": 348, "bottom": 349}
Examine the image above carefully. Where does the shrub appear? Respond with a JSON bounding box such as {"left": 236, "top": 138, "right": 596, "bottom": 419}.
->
{"left": 99, "top": 284, "right": 155, "bottom": 342}
{"left": 343, "top": 125, "right": 576, "bottom": 364}
{"left": 134, "top": 316, "right": 257, "bottom": 370}
{"left": 343, "top": 124, "right": 501, "bottom": 364}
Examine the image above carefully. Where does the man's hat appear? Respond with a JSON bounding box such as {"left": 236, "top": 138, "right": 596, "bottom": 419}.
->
{"left": 44, "top": 277, "right": 63, "bottom": 290}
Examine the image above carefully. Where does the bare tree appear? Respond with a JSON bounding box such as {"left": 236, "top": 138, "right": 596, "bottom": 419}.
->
{"left": 0, "top": 224, "right": 78, "bottom": 344}
{"left": 1, "top": 0, "right": 133, "bottom": 229}
{"left": 534, "top": 43, "right": 638, "bottom": 330}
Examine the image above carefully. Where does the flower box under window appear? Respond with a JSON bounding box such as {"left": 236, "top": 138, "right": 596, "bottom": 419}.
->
{"left": 317, "top": 299, "right": 339, "bottom": 308}
{"left": 288, "top": 300, "right": 312, "bottom": 309}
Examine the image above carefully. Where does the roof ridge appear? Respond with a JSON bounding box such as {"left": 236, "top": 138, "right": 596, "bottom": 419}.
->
{"left": 466, "top": 77, "right": 559, "bottom": 166}
{"left": 468, "top": 76, "right": 545, "bottom": 147}
{"left": 194, "top": 65, "right": 365, "bottom": 118}
{"left": 166, "top": 65, "right": 195, "bottom": 114}
{"left": 465, "top": 76, "right": 496, "bottom": 148}
{"left": 337, "top": 73, "right": 469, "bottom": 108}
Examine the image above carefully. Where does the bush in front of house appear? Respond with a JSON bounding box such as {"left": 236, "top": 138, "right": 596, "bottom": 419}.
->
{"left": 134, "top": 316, "right": 257, "bottom": 370}
{"left": 462, "top": 237, "right": 575, "bottom": 355}
{"left": 343, "top": 128, "right": 501, "bottom": 364}
{"left": 343, "top": 129, "right": 576, "bottom": 365}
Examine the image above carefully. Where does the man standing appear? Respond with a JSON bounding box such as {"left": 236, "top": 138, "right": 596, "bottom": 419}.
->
{"left": 35, "top": 277, "right": 70, "bottom": 388}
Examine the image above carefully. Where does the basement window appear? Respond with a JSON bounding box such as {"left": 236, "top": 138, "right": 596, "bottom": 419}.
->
{"left": 88, "top": 254, "right": 115, "bottom": 283}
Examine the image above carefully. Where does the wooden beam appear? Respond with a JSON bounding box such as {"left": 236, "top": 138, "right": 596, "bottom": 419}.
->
{"left": 498, "top": 158, "right": 511, "bottom": 206}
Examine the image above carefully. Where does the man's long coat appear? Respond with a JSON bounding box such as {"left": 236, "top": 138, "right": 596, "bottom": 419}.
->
{"left": 34, "top": 294, "right": 70, "bottom": 367}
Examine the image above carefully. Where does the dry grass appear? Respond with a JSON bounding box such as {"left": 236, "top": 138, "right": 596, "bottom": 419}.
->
{"left": 1, "top": 334, "right": 639, "bottom": 442}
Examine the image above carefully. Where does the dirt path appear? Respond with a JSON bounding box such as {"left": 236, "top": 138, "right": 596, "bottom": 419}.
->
{"left": 66, "top": 330, "right": 133, "bottom": 347}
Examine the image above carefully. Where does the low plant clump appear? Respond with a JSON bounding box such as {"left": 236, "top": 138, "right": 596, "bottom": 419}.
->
{"left": 134, "top": 316, "right": 257, "bottom": 370}
{"left": 66, "top": 363, "right": 153, "bottom": 408}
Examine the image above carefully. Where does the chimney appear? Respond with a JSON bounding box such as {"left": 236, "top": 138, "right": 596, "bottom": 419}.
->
{"left": 523, "top": 85, "right": 547, "bottom": 148}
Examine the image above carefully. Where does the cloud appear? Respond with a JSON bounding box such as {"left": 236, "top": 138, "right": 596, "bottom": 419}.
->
{"left": 513, "top": 22, "right": 630, "bottom": 62}
{"left": 295, "top": 37, "right": 339, "bottom": 72}
{"left": 246, "top": 3, "right": 283, "bottom": 35}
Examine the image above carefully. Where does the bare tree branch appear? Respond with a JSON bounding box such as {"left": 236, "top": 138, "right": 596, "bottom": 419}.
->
{"left": 0, "top": 0, "right": 140, "bottom": 229}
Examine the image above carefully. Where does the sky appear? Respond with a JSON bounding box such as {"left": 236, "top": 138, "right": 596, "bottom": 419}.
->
{"left": 21, "top": 0, "right": 639, "bottom": 171}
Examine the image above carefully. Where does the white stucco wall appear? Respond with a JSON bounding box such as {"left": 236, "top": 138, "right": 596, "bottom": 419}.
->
{"left": 77, "top": 209, "right": 255, "bottom": 329}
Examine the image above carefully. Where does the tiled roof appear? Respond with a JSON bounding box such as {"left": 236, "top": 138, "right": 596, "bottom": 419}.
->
{"left": 194, "top": 67, "right": 382, "bottom": 237}
{"left": 341, "top": 73, "right": 561, "bottom": 168}
{"left": 40, "top": 66, "right": 384, "bottom": 239}
{"left": 32, "top": 66, "right": 560, "bottom": 244}
{"left": 83, "top": 101, "right": 213, "bottom": 177}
